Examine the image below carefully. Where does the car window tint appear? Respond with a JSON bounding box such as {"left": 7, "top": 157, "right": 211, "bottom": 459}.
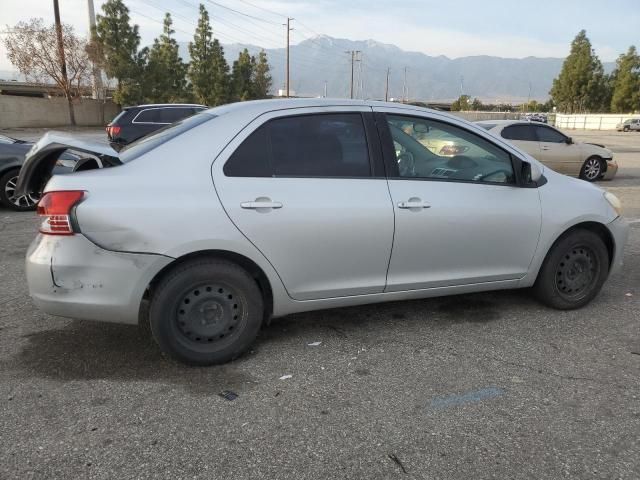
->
{"left": 387, "top": 114, "right": 514, "bottom": 184}
{"left": 535, "top": 126, "right": 566, "bottom": 143}
{"left": 269, "top": 114, "right": 371, "bottom": 177}
{"left": 160, "top": 108, "right": 193, "bottom": 123}
{"left": 224, "top": 113, "right": 372, "bottom": 178}
{"left": 501, "top": 124, "right": 537, "bottom": 141}
{"left": 134, "top": 109, "right": 162, "bottom": 123}
{"left": 223, "top": 125, "right": 271, "bottom": 177}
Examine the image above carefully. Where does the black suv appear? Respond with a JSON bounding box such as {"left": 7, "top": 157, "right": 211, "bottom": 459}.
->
{"left": 106, "top": 103, "right": 207, "bottom": 147}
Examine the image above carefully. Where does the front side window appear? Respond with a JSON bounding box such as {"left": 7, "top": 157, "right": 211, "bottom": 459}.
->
{"left": 224, "top": 113, "right": 371, "bottom": 178}
{"left": 535, "top": 126, "right": 567, "bottom": 143}
{"left": 386, "top": 115, "right": 514, "bottom": 184}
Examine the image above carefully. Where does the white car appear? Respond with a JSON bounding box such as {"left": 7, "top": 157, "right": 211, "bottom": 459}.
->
{"left": 17, "top": 99, "right": 628, "bottom": 365}
{"left": 476, "top": 120, "right": 617, "bottom": 182}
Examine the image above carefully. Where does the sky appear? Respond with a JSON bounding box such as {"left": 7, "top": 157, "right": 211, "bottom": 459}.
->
{"left": 1, "top": 0, "right": 639, "bottom": 72}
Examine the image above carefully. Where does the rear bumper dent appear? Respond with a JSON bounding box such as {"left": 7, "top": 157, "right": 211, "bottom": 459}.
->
{"left": 26, "top": 234, "right": 172, "bottom": 324}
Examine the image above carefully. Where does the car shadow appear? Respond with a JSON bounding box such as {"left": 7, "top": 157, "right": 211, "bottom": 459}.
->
{"left": 14, "top": 290, "right": 536, "bottom": 386}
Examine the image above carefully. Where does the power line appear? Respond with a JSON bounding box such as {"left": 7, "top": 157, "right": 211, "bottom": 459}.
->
{"left": 203, "top": 0, "right": 282, "bottom": 26}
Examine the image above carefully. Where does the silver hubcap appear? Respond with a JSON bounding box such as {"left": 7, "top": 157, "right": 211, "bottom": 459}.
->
{"left": 583, "top": 159, "right": 601, "bottom": 180}
{"left": 4, "top": 175, "right": 40, "bottom": 208}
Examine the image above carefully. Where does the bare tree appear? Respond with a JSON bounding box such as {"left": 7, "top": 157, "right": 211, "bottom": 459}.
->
{"left": 4, "top": 18, "right": 92, "bottom": 125}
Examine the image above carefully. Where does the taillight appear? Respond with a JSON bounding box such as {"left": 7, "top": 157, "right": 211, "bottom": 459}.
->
{"left": 107, "top": 125, "right": 121, "bottom": 137}
{"left": 37, "top": 191, "right": 85, "bottom": 235}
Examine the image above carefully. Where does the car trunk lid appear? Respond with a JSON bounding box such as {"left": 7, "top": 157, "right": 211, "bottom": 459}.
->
{"left": 15, "top": 131, "right": 120, "bottom": 197}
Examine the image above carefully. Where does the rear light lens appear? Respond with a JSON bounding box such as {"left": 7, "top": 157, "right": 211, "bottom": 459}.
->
{"left": 106, "top": 125, "right": 121, "bottom": 138}
{"left": 37, "top": 191, "right": 85, "bottom": 235}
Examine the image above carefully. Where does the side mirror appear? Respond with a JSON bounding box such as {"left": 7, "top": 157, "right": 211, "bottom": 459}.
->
{"left": 522, "top": 161, "right": 542, "bottom": 184}
{"left": 565, "top": 137, "right": 573, "bottom": 145}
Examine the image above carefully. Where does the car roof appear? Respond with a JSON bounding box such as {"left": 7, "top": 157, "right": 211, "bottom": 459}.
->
{"left": 475, "top": 119, "right": 542, "bottom": 128}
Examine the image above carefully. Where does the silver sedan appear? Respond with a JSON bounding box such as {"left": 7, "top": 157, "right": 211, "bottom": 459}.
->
{"left": 17, "top": 99, "right": 629, "bottom": 365}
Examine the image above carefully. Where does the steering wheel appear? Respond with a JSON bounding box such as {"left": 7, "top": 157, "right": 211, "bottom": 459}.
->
{"left": 397, "top": 152, "right": 416, "bottom": 177}
{"left": 477, "top": 169, "right": 512, "bottom": 182}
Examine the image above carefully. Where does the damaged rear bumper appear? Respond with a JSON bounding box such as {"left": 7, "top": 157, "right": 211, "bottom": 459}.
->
{"left": 26, "top": 234, "right": 172, "bottom": 325}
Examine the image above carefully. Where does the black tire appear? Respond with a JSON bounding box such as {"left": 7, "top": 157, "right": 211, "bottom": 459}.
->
{"left": 149, "top": 258, "right": 264, "bottom": 365}
{"left": 533, "top": 229, "right": 609, "bottom": 310}
{"left": 623, "top": 127, "right": 629, "bottom": 132}
{"left": 579, "top": 156, "right": 603, "bottom": 182}
{"left": 0, "top": 169, "right": 40, "bottom": 211}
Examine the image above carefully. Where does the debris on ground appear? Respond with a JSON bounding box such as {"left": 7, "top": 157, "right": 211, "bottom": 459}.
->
{"left": 307, "top": 341, "right": 322, "bottom": 346}
{"left": 388, "top": 453, "right": 408, "bottom": 474}
{"left": 625, "top": 292, "right": 633, "bottom": 297}
{"left": 219, "top": 390, "right": 238, "bottom": 401}
{"left": 279, "top": 374, "right": 292, "bottom": 380}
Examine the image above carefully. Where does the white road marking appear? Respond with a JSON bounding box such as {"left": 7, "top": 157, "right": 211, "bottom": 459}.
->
{"left": 628, "top": 219, "right": 640, "bottom": 224}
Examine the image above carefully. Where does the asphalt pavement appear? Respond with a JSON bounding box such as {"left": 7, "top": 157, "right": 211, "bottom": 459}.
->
{"left": 0, "top": 128, "right": 639, "bottom": 479}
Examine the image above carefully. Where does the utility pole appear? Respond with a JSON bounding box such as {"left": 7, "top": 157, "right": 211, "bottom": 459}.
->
{"left": 346, "top": 50, "right": 361, "bottom": 99}
{"left": 53, "top": 0, "right": 75, "bottom": 125}
{"left": 323, "top": 80, "right": 327, "bottom": 98}
{"left": 402, "top": 67, "right": 408, "bottom": 103}
{"left": 385, "top": 67, "right": 390, "bottom": 102}
{"left": 87, "top": 0, "right": 103, "bottom": 100}
{"left": 460, "top": 75, "right": 464, "bottom": 97}
{"left": 285, "top": 18, "right": 293, "bottom": 97}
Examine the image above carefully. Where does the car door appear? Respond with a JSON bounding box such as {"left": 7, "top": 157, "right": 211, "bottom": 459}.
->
{"left": 374, "top": 109, "right": 542, "bottom": 291}
{"left": 534, "top": 125, "right": 582, "bottom": 175}
{"left": 499, "top": 123, "right": 540, "bottom": 158}
{"left": 212, "top": 107, "right": 395, "bottom": 301}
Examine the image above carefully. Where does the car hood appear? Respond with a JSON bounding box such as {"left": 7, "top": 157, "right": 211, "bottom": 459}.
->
{"left": 15, "top": 132, "right": 120, "bottom": 196}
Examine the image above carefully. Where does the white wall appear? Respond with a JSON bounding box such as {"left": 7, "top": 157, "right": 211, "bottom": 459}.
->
{"left": 0, "top": 95, "right": 119, "bottom": 128}
{"left": 554, "top": 113, "right": 639, "bottom": 130}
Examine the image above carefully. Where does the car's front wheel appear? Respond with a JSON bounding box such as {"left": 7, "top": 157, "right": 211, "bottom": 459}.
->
{"left": 0, "top": 169, "right": 40, "bottom": 211}
{"left": 533, "top": 229, "right": 609, "bottom": 310}
{"left": 579, "top": 156, "right": 603, "bottom": 182}
{"left": 149, "top": 258, "right": 264, "bottom": 365}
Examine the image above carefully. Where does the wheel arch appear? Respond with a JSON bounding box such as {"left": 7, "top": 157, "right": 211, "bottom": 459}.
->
{"left": 142, "top": 249, "right": 274, "bottom": 323}
{"left": 535, "top": 221, "right": 615, "bottom": 282}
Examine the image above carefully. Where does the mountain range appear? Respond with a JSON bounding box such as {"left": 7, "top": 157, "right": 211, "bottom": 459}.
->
{"left": 205, "top": 35, "right": 615, "bottom": 103}
{"left": 2, "top": 35, "right": 615, "bottom": 103}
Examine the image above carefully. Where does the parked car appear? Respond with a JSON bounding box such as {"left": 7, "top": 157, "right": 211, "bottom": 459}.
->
{"left": 476, "top": 120, "right": 617, "bottom": 182}
{"left": 106, "top": 103, "right": 207, "bottom": 148}
{"left": 0, "top": 134, "right": 80, "bottom": 211}
{"left": 17, "top": 99, "right": 628, "bottom": 365}
{"left": 523, "top": 113, "right": 547, "bottom": 123}
{"left": 615, "top": 118, "right": 640, "bottom": 132}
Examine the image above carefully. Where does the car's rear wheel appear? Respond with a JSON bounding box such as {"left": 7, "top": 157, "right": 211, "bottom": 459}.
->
{"left": 0, "top": 169, "right": 40, "bottom": 211}
{"left": 579, "top": 156, "right": 603, "bottom": 182}
{"left": 149, "top": 258, "right": 264, "bottom": 365}
{"left": 623, "top": 126, "right": 630, "bottom": 132}
{"left": 533, "top": 229, "right": 609, "bottom": 310}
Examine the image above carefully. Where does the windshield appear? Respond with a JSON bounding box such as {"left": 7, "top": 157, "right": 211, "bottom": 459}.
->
{"left": 119, "top": 112, "right": 216, "bottom": 163}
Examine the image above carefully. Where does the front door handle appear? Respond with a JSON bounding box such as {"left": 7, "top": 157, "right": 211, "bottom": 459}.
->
{"left": 240, "top": 197, "right": 283, "bottom": 210}
{"left": 541, "top": 145, "right": 550, "bottom": 151}
{"left": 397, "top": 197, "right": 431, "bottom": 210}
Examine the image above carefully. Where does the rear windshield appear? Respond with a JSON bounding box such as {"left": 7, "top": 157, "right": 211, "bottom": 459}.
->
{"left": 109, "top": 109, "right": 129, "bottom": 125}
{"left": 119, "top": 112, "right": 215, "bottom": 163}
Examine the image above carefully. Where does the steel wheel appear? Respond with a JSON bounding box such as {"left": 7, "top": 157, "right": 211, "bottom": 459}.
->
{"left": 554, "top": 245, "right": 600, "bottom": 301}
{"left": 0, "top": 171, "right": 40, "bottom": 211}
{"left": 173, "top": 283, "right": 246, "bottom": 348}
{"left": 580, "top": 157, "right": 602, "bottom": 182}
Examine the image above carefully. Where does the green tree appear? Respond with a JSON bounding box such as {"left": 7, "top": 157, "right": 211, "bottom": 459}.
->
{"left": 470, "top": 97, "right": 483, "bottom": 111}
{"left": 187, "top": 4, "right": 230, "bottom": 106}
{"left": 550, "top": 30, "right": 609, "bottom": 113}
{"left": 92, "top": 0, "right": 142, "bottom": 105}
{"left": 251, "top": 50, "right": 272, "bottom": 99}
{"left": 610, "top": 46, "right": 640, "bottom": 112}
{"left": 231, "top": 48, "right": 254, "bottom": 101}
{"left": 145, "top": 13, "right": 188, "bottom": 103}
{"left": 451, "top": 94, "right": 471, "bottom": 111}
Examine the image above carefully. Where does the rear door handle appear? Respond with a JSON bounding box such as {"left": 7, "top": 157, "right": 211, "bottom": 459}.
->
{"left": 397, "top": 198, "right": 431, "bottom": 209}
{"left": 240, "top": 198, "right": 283, "bottom": 210}
{"left": 541, "top": 145, "right": 550, "bottom": 151}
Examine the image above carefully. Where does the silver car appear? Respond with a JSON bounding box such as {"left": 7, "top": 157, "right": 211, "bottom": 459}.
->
{"left": 17, "top": 99, "right": 629, "bottom": 365}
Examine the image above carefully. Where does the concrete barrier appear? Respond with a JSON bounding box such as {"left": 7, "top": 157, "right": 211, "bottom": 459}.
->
{"left": 0, "top": 95, "right": 119, "bottom": 128}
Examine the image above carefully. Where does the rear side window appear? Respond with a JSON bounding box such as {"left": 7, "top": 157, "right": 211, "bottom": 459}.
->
{"left": 535, "top": 126, "right": 566, "bottom": 143}
{"left": 160, "top": 108, "right": 194, "bottom": 123}
{"left": 133, "top": 109, "right": 162, "bottom": 124}
{"left": 501, "top": 124, "right": 537, "bottom": 141}
{"left": 224, "top": 113, "right": 371, "bottom": 178}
